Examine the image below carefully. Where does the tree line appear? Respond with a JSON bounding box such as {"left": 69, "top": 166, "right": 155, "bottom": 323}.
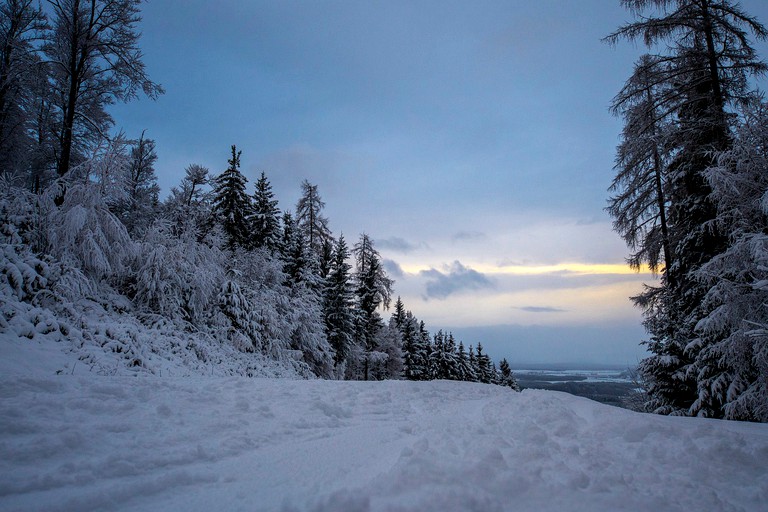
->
{"left": 0, "top": 0, "right": 519, "bottom": 388}
{"left": 607, "top": 0, "right": 768, "bottom": 421}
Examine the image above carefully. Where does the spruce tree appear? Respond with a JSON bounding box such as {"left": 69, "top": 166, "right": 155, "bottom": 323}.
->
{"left": 401, "top": 311, "right": 428, "bottom": 380}
{"left": 498, "top": 359, "right": 520, "bottom": 391}
{"left": 250, "top": 171, "right": 281, "bottom": 251}
{"left": 212, "top": 145, "right": 252, "bottom": 251}
{"left": 323, "top": 234, "right": 355, "bottom": 369}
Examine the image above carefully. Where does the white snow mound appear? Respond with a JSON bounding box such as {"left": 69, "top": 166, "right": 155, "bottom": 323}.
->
{"left": 1, "top": 376, "right": 767, "bottom": 512}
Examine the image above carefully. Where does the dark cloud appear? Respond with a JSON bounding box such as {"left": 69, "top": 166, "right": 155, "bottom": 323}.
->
{"left": 377, "top": 237, "right": 424, "bottom": 254}
{"left": 516, "top": 306, "right": 567, "bottom": 313}
{"left": 382, "top": 259, "right": 405, "bottom": 279}
{"left": 420, "top": 261, "right": 494, "bottom": 300}
{"left": 452, "top": 231, "right": 486, "bottom": 241}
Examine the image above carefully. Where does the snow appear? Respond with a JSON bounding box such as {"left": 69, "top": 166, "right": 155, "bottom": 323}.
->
{"left": 2, "top": 371, "right": 767, "bottom": 511}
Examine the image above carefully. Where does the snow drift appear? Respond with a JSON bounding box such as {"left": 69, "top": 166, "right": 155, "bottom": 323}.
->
{"left": 1, "top": 373, "right": 766, "bottom": 512}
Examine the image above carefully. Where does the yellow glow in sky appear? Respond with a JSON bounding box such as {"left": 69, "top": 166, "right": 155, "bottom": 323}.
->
{"left": 399, "top": 262, "right": 654, "bottom": 276}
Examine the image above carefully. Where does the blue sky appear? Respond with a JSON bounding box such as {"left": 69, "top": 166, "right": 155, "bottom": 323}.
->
{"left": 112, "top": 0, "right": 768, "bottom": 366}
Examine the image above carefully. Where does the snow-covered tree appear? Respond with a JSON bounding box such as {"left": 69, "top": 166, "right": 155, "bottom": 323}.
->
{"left": 0, "top": 0, "right": 47, "bottom": 184}
{"left": 217, "top": 269, "right": 260, "bottom": 353}
{"left": 133, "top": 219, "right": 223, "bottom": 324}
{"left": 112, "top": 131, "right": 159, "bottom": 237}
{"left": 323, "top": 234, "right": 355, "bottom": 372}
{"left": 606, "top": 0, "right": 768, "bottom": 416}
{"left": 498, "top": 358, "right": 520, "bottom": 391}
{"left": 456, "top": 341, "right": 477, "bottom": 382}
{"left": 401, "top": 311, "right": 428, "bottom": 380}
{"left": 212, "top": 145, "right": 252, "bottom": 251}
{"left": 163, "top": 164, "right": 212, "bottom": 236}
{"left": 250, "top": 171, "right": 281, "bottom": 252}
{"left": 690, "top": 103, "right": 768, "bottom": 421}
{"left": 475, "top": 343, "right": 493, "bottom": 384}
{"left": 46, "top": 145, "right": 134, "bottom": 281}
{"left": 295, "top": 179, "right": 332, "bottom": 261}
{"left": 44, "top": 0, "right": 163, "bottom": 179}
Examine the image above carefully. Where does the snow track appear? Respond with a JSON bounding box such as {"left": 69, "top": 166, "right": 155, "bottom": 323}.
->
{"left": 1, "top": 377, "right": 767, "bottom": 511}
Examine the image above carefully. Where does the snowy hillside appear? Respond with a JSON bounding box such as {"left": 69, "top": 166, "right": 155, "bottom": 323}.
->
{"left": 2, "top": 373, "right": 767, "bottom": 512}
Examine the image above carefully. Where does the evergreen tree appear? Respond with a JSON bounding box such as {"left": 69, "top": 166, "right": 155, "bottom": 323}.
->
{"left": 455, "top": 341, "right": 476, "bottom": 382}
{"left": 691, "top": 103, "right": 768, "bottom": 420}
{"left": 498, "top": 359, "right": 521, "bottom": 391}
{"left": 250, "top": 171, "right": 281, "bottom": 251}
{"left": 391, "top": 296, "right": 406, "bottom": 331}
{"left": 323, "top": 234, "right": 355, "bottom": 370}
{"left": 401, "top": 311, "right": 428, "bottom": 380}
{"left": 606, "top": 0, "right": 768, "bottom": 415}
{"left": 475, "top": 343, "right": 492, "bottom": 384}
{"left": 468, "top": 344, "right": 478, "bottom": 381}
{"left": 318, "top": 238, "right": 334, "bottom": 281}
{"left": 212, "top": 145, "right": 252, "bottom": 251}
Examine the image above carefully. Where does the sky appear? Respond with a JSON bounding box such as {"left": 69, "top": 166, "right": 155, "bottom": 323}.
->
{"left": 111, "top": 0, "right": 768, "bottom": 366}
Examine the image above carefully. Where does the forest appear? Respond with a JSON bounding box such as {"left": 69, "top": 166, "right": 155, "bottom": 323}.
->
{"left": 0, "top": 0, "right": 519, "bottom": 388}
{"left": 2, "top": 0, "right": 768, "bottom": 422}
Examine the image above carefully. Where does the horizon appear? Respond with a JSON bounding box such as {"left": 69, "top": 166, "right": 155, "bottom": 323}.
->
{"left": 110, "top": 0, "right": 768, "bottom": 367}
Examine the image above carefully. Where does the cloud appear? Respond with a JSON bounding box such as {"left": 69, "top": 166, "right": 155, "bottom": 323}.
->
{"left": 377, "top": 237, "right": 424, "bottom": 254}
{"left": 382, "top": 259, "right": 405, "bottom": 279}
{"left": 420, "top": 261, "right": 494, "bottom": 300}
{"left": 452, "top": 230, "right": 486, "bottom": 241}
{"left": 516, "top": 306, "right": 567, "bottom": 313}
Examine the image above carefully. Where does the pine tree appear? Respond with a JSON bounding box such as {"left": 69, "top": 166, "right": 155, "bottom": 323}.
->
{"left": 468, "top": 344, "right": 478, "bottom": 382}
{"left": 250, "top": 171, "right": 281, "bottom": 251}
{"left": 212, "top": 145, "right": 252, "bottom": 251}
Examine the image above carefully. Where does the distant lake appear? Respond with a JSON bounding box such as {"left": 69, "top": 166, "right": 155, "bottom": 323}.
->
{"left": 512, "top": 367, "right": 637, "bottom": 408}
{"left": 512, "top": 368, "right": 632, "bottom": 384}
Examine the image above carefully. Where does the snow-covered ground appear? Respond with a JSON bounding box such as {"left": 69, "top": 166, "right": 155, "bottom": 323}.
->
{"left": 2, "top": 370, "right": 767, "bottom": 512}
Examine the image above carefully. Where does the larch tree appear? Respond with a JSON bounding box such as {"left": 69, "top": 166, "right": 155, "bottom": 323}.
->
{"left": 295, "top": 179, "right": 332, "bottom": 262}
{"left": 352, "top": 233, "right": 394, "bottom": 378}
{"left": 606, "top": 0, "right": 767, "bottom": 416}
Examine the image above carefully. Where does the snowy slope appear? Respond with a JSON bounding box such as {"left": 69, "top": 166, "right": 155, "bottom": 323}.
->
{"left": 2, "top": 375, "right": 767, "bottom": 512}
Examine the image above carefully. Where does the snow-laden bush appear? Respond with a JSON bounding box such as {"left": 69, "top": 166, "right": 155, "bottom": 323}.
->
{"left": 134, "top": 220, "right": 224, "bottom": 323}
{"left": 46, "top": 180, "right": 134, "bottom": 281}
